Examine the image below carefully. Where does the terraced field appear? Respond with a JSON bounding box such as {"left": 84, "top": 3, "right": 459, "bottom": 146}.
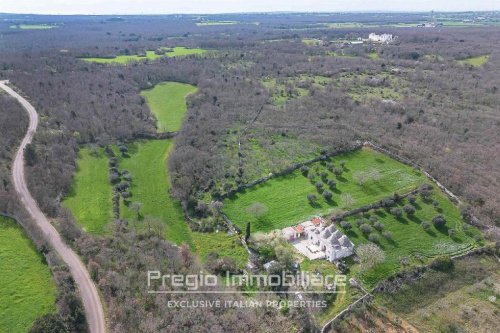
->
{"left": 0, "top": 216, "right": 57, "bottom": 333}
{"left": 224, "top": 147, "right": 426, "bottom": 232}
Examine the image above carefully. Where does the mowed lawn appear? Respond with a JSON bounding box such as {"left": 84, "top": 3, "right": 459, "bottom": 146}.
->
{"left": 341, "top": 188, "right": 480, "bottom": 286}
{"left": 191, "top": 232, "right": 249, "bottom": 268}
{"left": 120, "top": 140, "right": 193, "bottom": 247}
{"left": 63, "top": 147, "right": 113, "bottom": 234}
{"left": 141, "top": 82, "right": 197, "bottom": 132}
{"left": 0, "top": 217, "right": 57, "bottom": 333}
{"left": 224, "top": 147, "right": 426, "bottom": 232}
{"left": 81, "top": 47, "right": 206, "bottom": 64}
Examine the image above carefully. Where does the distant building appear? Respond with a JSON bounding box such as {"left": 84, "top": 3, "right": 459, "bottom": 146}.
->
{"left": 368, "top": 33, "right": 394, "bottom": 43}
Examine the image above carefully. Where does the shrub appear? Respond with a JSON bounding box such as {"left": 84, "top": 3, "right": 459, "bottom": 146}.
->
{"left": 334, "top": 167, "right": 343, "bottom": 176}
{"left": 380, "top": 198, "right": 395, "bottom": 207}
{"left": 360, "top": 224, "right": 373, "bottom": 234}
{"left": 448, "top": 228, "right": 455, "bottom": 237}
{"left": 390, "top": 207, "right": 403, "bottom": 218}
{"left": 300, "top": 165, "right": 309, "bottom": 175}
{"left": 407, "top": 194, "right": 416, "bottom": 204}
{"left": 339, "top": 160, "right": 346, "bottom": 168}
{"left": 369, "top": 216, "right": 378, "bottom": 224}
{"left": 315, "top": 181, "right": 324, "bottom": 191}
{"left": 368, "top": 233, "right": 380, "bottom": 243}
{"left": 374, "top": 221, "right": 384, "bottom": 231}
{"left": 109, "top": 172, "right": 120, "bottom": 184}
{"left": 327, "top": 179, "right": 336, "bottom": 189}
{"left": 430, "top": 256, "right": 454, "bottom": 272}
{"left": 307, "top": 173, "right": 315, "bottom": 181}
{"left": 355, "top": 219, "right": 364, "bottom": 227}
{"left": 421, "top": 222, "right": 431, "bottom": 230}
{"left": 340, "top": 221, "right": 352, "bottom": 230}
{"left": 307, "top": 194, "right": 317, "bottom": 204}
{"left": 322, "top": 190, "right": 333, "bottom": 201}
{"left": 432, "top": 200, "right": 439, "bottom": 208}
{"left": 320, "top": 172, "right": 328, "bottom": 181}
{"left": 382, "top": 231, "right": 392, "bottom": 240}
{"left": 356, "top": 243, "right": 385, "bottom": 271}
{"left": 432, "top": 215, "right": 446, "bottom": 227}
{"left": 403, "top": 204, "right": 415, "bottom": 215}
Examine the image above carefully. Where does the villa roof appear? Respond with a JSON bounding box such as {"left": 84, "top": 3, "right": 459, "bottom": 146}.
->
{"left": 292, "top": 225, "right": 305, "bottom": 233}
{"left": 311, "top": 217, "right": 323, "bottom": 226}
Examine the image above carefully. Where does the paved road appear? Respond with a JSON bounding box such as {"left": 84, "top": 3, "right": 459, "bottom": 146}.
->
{"left": 0, "top": 80, "right": 106, "bottom": 333}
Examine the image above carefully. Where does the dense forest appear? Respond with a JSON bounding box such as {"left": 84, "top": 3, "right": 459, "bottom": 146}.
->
{"left": 0, "top": 12, "right": 499, "bottom": 332}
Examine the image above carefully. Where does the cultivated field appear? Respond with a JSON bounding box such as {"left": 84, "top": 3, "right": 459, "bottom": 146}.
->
{"left": 63, "top": 147, "right": 113, "bottom": 234}
{"left": 0, "top": 217, "right": 57, "bottom": 333}
{"left": 140, "top": 82, "right": 197, "bottom": 132}
{"left": 340, "top": 187, "right": 481, "bottom": 285}
{"left": 81, "top": 46, "right": 206, "bottom": 64}
{"left": 223, "top": 147, "right": 426, "bottom": 232}
{"left": 120, "top": 139, "right": 193, "bottom": 247}
{"left": 458, "top": 54, "right": 490, "bottom": 67}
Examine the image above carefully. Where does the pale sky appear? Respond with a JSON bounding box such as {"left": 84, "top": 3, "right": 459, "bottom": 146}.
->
{"left": 0, "top": 0, "right": 498, "bottom": 15}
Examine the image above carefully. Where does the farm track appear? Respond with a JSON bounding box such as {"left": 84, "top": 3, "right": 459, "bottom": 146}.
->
{"left": 0, "top": 80, "right": 106, "bottom": 333}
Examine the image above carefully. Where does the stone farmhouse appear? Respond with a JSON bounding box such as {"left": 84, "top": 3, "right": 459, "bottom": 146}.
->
{"left": 283, "top": 217, "right": 354, "bottom": 262}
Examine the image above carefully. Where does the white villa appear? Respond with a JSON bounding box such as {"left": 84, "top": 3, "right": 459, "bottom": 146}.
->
{"left": 283, "top": 217, "right": 354, "bottom": 262}
{"left": 368, "top": 33, "right": 394, "bottom": 43}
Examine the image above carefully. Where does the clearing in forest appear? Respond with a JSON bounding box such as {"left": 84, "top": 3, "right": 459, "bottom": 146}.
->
{"left": 63, "top": 147, "right": 114, "bottom": 234}
{"left": 80, "top": 46, "right": 206, "bottom": 64}
{"left": 119, "top": 139, "right": 193, "bottom": 247}
{"left": 458, "top": 55, "right": 489, "bottom": 67}
{"left": 223, "top": 147, "right": 426, "bottom": 232}
{"left": 140, "top": 82, "right": 197, "bottom": 132}
{"left": 0, "top": 216, "right": 57, "bottom": 333}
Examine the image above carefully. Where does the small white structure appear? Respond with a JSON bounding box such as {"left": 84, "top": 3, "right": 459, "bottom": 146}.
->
{"left": 368, "top": 33, "right": 394, "bottom": 43}
{"left": 283, "top": 217, "right": 354, "bottom": 262}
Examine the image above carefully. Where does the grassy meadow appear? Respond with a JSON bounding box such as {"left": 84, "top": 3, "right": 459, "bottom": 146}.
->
{"left": 80, "top": 47, "right": 206, "bottom": 64}
{"left": 339, "top": 188, "right": 481, "bottom": 286}
{"left": 0, "top": 217, "right": 57, "bottom": 333}
{"left": 63, "top": 147, "right": 113, "bottom": 234}
{"left": 458, "top": 55, "right": 489, "bottom": 67}
{"left": 140, "top": 82, "right": 197, "bottom": 132}
{"left": 223, "top": 147, "right": 426, "bottom": 232}
{"left": 191, "top": 232, "right": 249, "bottom": 268}
{"left": 120, "top": 140, "right": 193, "bottom": 247}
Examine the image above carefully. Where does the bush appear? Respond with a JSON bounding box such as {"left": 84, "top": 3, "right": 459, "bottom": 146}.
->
{"left": 322, "top": 190, "right": 333, "bottom": 201}
{"left": 315, "top": 181, "right": 324, "bottom": 191}
{"left": 403, "top": 204, "right": 415, "bottom": 215}
{"left": 421, "top": 222, "right": 431, "bottom": 230}
{"left": 300, "top": 165, "right": 309, "bottom": 175}
{"left": 374, "top": 221, "right": 384, "bottom": 231}
{"left": 430, "top": 256, "right": 454, "bottom": 272}
{"left": 355, "top": 219, "right": 365, "bottom": 227}
{"left": 369, "top": 216, "right": 378, "bottom": 224}
{"left": 340, "top": 221, "right": 352, "bottom": 230}
{"left": 390, "top": 207, "right": 403, "bottom": 218}
{"left": 29, "top": 314, "right": 67, "bottom": 333}
{"left": 307, "top": 194, "right": 317, "bottom": 204}
{"left": 382, "top": 231, "right": 392, "bottom": 240}
{"left": 368, "top": 233, "right": 380, "bottom": 243}
{"left": 407, "top": 194, "right": 416, "bottom": 204}
{"left": 448, "top": 228, "right": 455, "bottom": 237}
{"left": 360, "top": 223, "right": 373, "bottom": 234}
{"left": 432, "top": 214, "right": 446, "bottom": 227}
{"left": 327, "top": 179, "right": 336, "bottom": 189}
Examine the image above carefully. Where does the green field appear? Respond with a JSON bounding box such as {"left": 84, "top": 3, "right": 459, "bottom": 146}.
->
{"left": 80, "top": 47, "right": 206, "bottom": 64}
{"left": 192, "top": 232, "right": 249, "bottom": 268}
{"left": 368, "top": 52, "right": 380, "bottom": 60}
{"left": 261, "top": 75, "right": 331, "bottom": 106}
{"left": 196, "top": 21, "right": 238, "bottom": 26}
{"left": 340, "top": 188, "right": 481, "bottom": 286}
{"left": 63, "top": 147, "right": 113, "bottom": 234}
{"left": 458, "top": 55, "right": 490, "bottom": 67}
{"left": 141, "top": 82, "right": 197, "bottom": 132}
{"left": 120, "top": 140, "right": 193, "bottom": 247}
{"left": 223, "top": 147, "right": 426, "bottom": 232}
{"left": 10, "top": 24, "right": 58, "bottom": 30}
{"left": 0, "top": 217, "right": 57, "bottom": 333}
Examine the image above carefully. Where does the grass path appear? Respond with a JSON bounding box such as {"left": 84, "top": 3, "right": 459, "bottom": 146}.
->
{"left": 63, "top": 147, "right": 113, "bottom": 234}
{"left": 0, "top": 216, "right": 57, "bottom": 333}
{"left": 141, "top": 82, "right": 197, "bottom": 132}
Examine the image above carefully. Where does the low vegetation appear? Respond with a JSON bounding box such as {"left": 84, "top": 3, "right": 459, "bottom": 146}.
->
{"left": 191, "top": 231, "right": 249, "bottom": 269}
{"left": 140, "top": 81, "right": 197, "bottom": 132}
{"left": 0, "top": 217, "right": 57, "bottom": 333}
{"left": 458, "top": 54, "right": 490, "bottom": 67}
{"left": 80, "top": 46, "right": 206, "bottom": 64}
{"left": 224, "top": 147, "right": 426, "bottom": 232}
{"left": 63, "top": 147, "right": 113, "bottom": 234}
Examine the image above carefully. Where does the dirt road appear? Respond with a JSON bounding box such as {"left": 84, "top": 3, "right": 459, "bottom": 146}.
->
{"left": 0, "top": 80, "right": 106, "bottom": 333}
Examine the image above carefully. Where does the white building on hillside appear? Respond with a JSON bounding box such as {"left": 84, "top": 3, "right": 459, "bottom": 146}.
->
{"left": 283, "top": 217, "right": 354, "bottom": 262}
{"left": 368, "top": 33, "right": 394, "bottom": 43}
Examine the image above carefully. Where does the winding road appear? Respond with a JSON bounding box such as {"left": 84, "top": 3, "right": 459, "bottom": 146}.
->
{"left": 0, "top": 80, "right": 106, "bottom": 333}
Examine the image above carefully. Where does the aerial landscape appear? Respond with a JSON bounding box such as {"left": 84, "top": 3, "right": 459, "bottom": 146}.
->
{"left": 0, "top": 1, "right": 499, "bottom": 332}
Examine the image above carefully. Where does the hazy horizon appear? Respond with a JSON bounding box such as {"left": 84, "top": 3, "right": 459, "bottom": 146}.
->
{"left": 1, "top": 0, "right": 499, "bottom": 15}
